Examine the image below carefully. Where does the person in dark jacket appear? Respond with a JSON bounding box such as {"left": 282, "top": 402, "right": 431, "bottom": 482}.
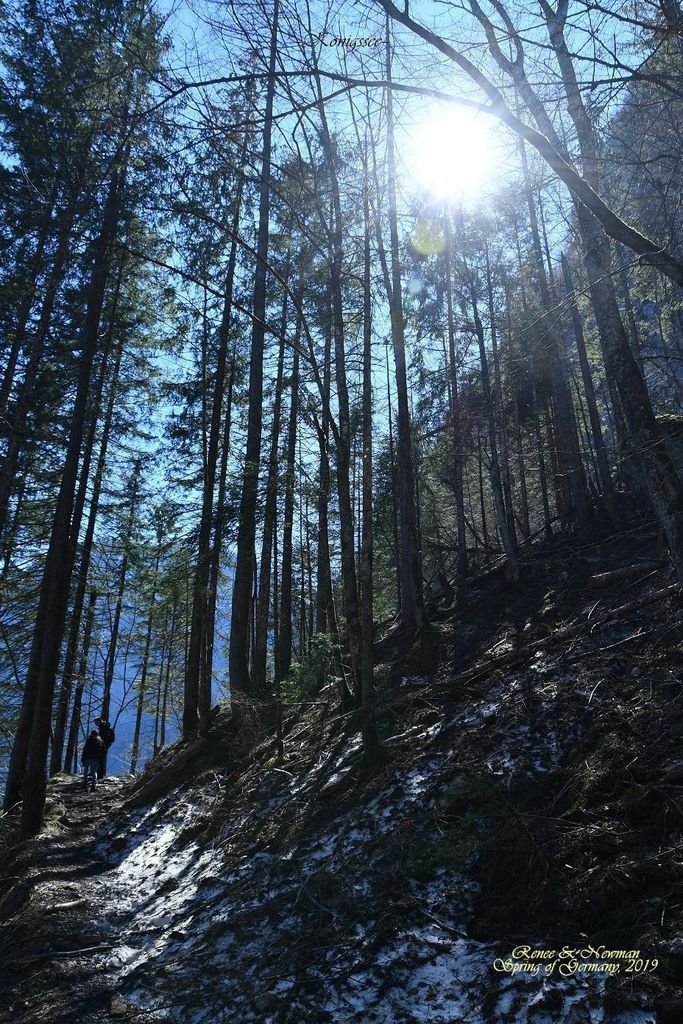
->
{"left": 81, "top": 730, "right": 105, "bottom": 791}
{"left": 94, "top": 717, "right": 115, "bottom": 778}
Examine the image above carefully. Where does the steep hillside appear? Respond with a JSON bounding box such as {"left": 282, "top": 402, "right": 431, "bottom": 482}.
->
{"left": 1, "top": 522, "right": 682, "bottom": 1024}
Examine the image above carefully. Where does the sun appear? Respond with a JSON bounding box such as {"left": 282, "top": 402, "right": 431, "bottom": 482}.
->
{"left": 406, "top": 105, "right": 498, "bottom": 201}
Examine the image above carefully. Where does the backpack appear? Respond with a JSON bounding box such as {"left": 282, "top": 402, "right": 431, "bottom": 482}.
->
{"left": 83, "top": 734, "right": 104, "bottom": 760}
{"left": 102, "top": 723, "right": 115, "bottom": 747}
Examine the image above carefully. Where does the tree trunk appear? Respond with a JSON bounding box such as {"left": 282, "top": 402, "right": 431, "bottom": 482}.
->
{"left": 477, "top": 427, "right": 490, "bottom": 550}
{"left": 152, "top": 612, "right": 167, "bottom": 757}
{"left": 1, "top": 472, "right": 26, "bottom": 579}
{"left": 309, "top": 56, "right": 361, "bottom": 703}
{"left": 385, "top": 20, "right": 425, "bottom": 630}
{"left": 513, "top": 407, "right": 531, "bottom": 541}
{"left": 0, "top": 184, "right": 85, "bottom": 541}
{"left": 315, "top": 297, "right": 334, "bottom": 636}
{"left": 159, "top": 591, "right": 178, "bottom": 752}
{"left": 298, "top": 442, "right": 308, "bottom": 657}
{"left": 469, "top": 283, "right": 519, "bottom": 580}
{"left": 101, "top": 457, "right": 143, "bottom": 741}
{"left": 50, "top": 327, "right": 124, "bottom": 774}
{"left": 228, "top": 0, "right": 279, "bottom": 705}
{"left": 184, "top": 125, "right": 248, "bottom": 736}
{"left": 484, "top": 242, "right": 517, "bottom": 545}
{"left": 444, "top": 225, "right": 467, "bottom": 584}
{"left": 361, "top": 166, "right": 381, "bottom": 759}
{"left": 206, "top": 342, "right": 237, "bottom": 691}
{"left": 617, "top": 248, "right": 645, "bottom": 374}
{"left": 4, "top": 164, "right": 125, "bottom": 831}
{"left": 64, "top": 588, "right": 97, "bottom": 773}
{"left": 519, "top": 140, "right": 590, "bottom": 522}
{"left": 0, "top": 184, "right": 58, "bottom": 418}
{"left": 130, "top": 552, "right": 159, "bottom": 774}
{"left": 560, "top": 252, "right": 620, "bottom": 526}
{"left": 253, "top": 267, "right": 290, "bottom": 696}
{"left": 277, "top": 339, "right": 299, "bottom": 684}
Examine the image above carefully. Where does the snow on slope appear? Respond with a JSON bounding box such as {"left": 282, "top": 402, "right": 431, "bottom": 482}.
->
{"left": 89, "top": 661, "right": 657, "bottom": 1024}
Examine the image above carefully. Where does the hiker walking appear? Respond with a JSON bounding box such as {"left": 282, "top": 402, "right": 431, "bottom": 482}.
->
{"left": 81, "top": 730, "right": 105, "bottom": 791}
{"left": 94, "top": 717, "right": 115, "bottom": 778}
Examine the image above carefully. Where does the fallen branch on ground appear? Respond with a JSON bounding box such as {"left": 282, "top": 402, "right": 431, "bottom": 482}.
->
{"left": 588, "top": 561, "right": 663, "bottom": 587}
{"left": 46, "top": 898, "right": 87, "bottom": 912}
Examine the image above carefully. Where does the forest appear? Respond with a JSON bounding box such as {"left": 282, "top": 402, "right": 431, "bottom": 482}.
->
{"left": 1, "top": 0, "right": 683, "bottom": 826}
{"left": 0, "top": 0, "right": 682, "bottom": 967}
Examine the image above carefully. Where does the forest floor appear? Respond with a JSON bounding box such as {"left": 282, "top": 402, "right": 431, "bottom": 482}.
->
{"left": 0, "top": 774, "right": 133, "bottom": 1019}
{"left": 1, "top": 516, "right": 683, "bottom": 1024}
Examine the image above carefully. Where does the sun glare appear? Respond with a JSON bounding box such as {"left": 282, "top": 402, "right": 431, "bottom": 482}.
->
{"left": 407, "top": 106, "right": 498, "bottom": 202}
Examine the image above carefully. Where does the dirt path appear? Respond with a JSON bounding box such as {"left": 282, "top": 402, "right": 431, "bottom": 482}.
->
{"left": 0, "top": 774, "right": 132, "bottom": 1024}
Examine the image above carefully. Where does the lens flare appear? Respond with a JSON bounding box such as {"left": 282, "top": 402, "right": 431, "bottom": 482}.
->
{"left": 411, "top": 219, "right": 447, "bottom": 256}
